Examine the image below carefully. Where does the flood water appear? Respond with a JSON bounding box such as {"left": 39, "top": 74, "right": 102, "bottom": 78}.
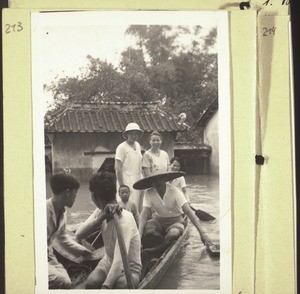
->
{"left": 46, "top": 174, "right": 220, "bottom": 289}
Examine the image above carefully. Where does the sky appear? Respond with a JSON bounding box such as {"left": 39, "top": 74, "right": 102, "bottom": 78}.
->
{"left": 31, "top": 11, "right": 225, "bottom": 110}
{"left": 39, "top": 24, "right": 136, "bottom": 84}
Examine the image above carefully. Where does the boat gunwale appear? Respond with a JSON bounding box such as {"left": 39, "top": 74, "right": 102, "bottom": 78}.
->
{"left": 138, "top": 220, "right": 189, "bottom": 289}
{"left": 61, "top": 219, "right": 189, "bottom": 289}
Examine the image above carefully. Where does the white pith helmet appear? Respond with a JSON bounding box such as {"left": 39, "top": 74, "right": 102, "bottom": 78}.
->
{"left": 122, "top": 123, "right": 143, "bottom": 139}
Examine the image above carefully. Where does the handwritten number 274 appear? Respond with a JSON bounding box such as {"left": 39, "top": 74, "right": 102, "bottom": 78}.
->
{"left": 263, "top": 27, "right": 276, "bottom": 36}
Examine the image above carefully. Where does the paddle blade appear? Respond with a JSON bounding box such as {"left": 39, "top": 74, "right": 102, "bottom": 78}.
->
{"left": 206, "top": 244, "right": 220, "bottom": 258}
{"left": 195, "top": 209, "right": 215, "bottom": 221}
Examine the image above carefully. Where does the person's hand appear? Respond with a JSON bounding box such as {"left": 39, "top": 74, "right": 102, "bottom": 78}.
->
{"left": 104, "top": 204, "right": 122, "bottom": 220}
{"left": 74, "top": 236, "right": 83, "bottom": 244}
{"left": 200, "top": 232, "right": 213, "bottom": 246}
{"left": 78, "top": 248, "right": 93, "bottom": 263}
{"left": 81, "top": 248, "right": 93, "bottom": 259}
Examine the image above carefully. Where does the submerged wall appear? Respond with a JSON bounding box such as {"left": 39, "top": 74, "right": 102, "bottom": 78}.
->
{"left": 48, "top": 132, "right": 175, "bottom": 181}
{"left": 203, "top": 111, "right": 219, "bottom": 174}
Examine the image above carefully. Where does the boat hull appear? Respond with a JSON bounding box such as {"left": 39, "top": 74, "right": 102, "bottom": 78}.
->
{"left": 55, "top": 221, "right": 189, "bottom": 289}
{"left": 138, "top": 220, "right": 189, "bottom": 289}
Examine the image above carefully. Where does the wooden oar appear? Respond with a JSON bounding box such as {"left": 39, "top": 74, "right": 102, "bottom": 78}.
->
{"left": 113, "top": 213, "right": 135, "bottom": 289}
{"left": 190, "top": 205, "right": 215, "bottom": 221}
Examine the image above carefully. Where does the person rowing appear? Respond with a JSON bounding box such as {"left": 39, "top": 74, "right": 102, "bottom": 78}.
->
{"left": 133, "top": 171, "right": 212, "bottom": 258}
{"left": 83, "top": 172, "right": 142, "bottom": 289}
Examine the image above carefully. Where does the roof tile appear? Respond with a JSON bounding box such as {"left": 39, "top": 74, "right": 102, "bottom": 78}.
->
{"left": 45, "top": 102, "right": 188, "bottom": 133}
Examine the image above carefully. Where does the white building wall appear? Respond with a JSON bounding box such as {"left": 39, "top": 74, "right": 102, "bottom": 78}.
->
{"left": 203, "top": 111, "right": 219, "bottom": 174}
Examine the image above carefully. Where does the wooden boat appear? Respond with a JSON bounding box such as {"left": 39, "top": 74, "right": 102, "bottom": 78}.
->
{"left": 53, "top": 230, "right": 105, "bottom": 287}
{"left": 54, "top": 219, "right": 189, "bottom": 289}
{"left": 138, "top": 220, "right": 189, "bottom": 289}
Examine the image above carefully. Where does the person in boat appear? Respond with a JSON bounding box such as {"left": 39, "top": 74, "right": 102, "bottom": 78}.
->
{"left": 47, "top": 172, "right": 93, "bottom": 289}
{"left": 118, "top": 184, "right": 140, "bottom": 227}
{"left": 83, "top": 172, "right": 142, "bottom": 289}
{"left": 115, "top": 122, "right": 144, "bottom": 212}
{"left": 75, "top": 207, "right": 102, "bottom": 244}
{"left": 134, "top": 171, "right": 212, "bottom": 257}
{"left": 169, "top": 157, "right": 189, "bottom": 202}
{"left": 142, "top": 131, "right": 170, "bottom": 177}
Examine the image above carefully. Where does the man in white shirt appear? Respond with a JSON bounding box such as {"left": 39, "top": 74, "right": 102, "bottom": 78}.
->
{"left": 115, "top": 122, "right": 144, "bottom": 212}
{"left": 134, "top": 171, "right": 212, "bottom": 256}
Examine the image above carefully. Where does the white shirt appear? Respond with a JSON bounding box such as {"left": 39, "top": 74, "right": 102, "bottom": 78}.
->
{"left": 101, "top": 210, "right": 141, "bottom": 287}
{"left": 143, "top": 183, "right": 187, "bottom": 218}
{"left": 115, "top": 141, "right": 143, "bottom": 178}
{"left": 142, "top": 149, "right": 169, "bottom": 174}
{"left": 73, "top": 209, "right": 142, "bottom": 287}
{"left": 170, "top": 176, "right": 186, "bottom": 190}
{"left": 47, "top": 198, "right": 66, "bottom": 247}
{"left": 115, "top": 141, "right": 144, "bottom": 210}
{"left": 75, "top": 208, "right": 102, "bottom": 241}
{"left": 170, "top": 176, "right": 189, "bottom": 201}
{"left": 47, "top": 198, "right": 90, "bottom": 263}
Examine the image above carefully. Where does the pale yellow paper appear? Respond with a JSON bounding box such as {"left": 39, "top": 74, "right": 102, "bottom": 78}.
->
{"left": 3, "top": 8, "right": 256, "bottom": 293}
{"left": 3, "top": 9, "right": 35, "bottom": 294}
{"left": 230, "top": 11, "right": 257, "bottom": 294}
{"left": 255, "top": 15, "right": 295, "bottom": 294}
{"left": 8, "top": 0, "right": 290, "bottom": 15}
{"left": 2, "top": 5, "right": 295, "bottom": 294}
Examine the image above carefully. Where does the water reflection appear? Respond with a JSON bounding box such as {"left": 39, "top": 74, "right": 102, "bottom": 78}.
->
{"left": 46, "top": 174, "right": 220, "bottom": 289}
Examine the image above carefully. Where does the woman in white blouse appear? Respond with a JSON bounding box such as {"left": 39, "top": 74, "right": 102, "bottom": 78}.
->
{"left": 142, "top": 131, "right": 170, "bottom": 177}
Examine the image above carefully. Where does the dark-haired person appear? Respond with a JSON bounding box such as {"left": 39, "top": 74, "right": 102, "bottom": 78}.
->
{"left": 169, "top": 157, "right": 189, "bottom": 201}
{"left": 82, "top": 172, "right": 141, "bottom": 289}
{"left": 47, "top": 172, "right": 92, "bottom": 289}
{"left": 142, "top": 131, "right": 170, "bottom": 177}
{"left": 118, "top": 184, "right": 140, "bottom": 227}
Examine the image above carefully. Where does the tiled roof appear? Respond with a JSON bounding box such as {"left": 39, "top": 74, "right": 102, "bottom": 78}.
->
{"left": 45, "top": 102, "right": 188, "bottom": 133}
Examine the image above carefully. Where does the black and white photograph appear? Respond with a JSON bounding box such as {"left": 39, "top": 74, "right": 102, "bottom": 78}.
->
{"left": 32, "top": 10, "right": 231, "bottom": 293}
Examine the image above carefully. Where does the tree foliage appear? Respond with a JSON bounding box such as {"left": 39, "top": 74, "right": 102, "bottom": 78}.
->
{"left": 45, "top": 25, "right": 218, "bottom": 143}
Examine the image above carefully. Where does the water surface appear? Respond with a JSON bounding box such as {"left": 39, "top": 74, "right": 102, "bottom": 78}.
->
{"left": 46, "top": 174, "right": 220, "bottom": 289}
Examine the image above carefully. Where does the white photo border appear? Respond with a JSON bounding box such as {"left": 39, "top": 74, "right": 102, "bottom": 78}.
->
{"left": 32, "top": 10, "right": 231, "bottom": 293}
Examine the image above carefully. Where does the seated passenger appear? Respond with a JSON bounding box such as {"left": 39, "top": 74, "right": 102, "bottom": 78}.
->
{"left": 169, "top": 157, "right": 189, "bottom": 202}
{"left": 84, "top": 172, "right": 142, "bottom": 289}
{"left": 118, "top": 184, "right": 140, "bottom": 227}
{"left": 47, "top": 172, "right": 92, "bottom": 289}
{"left": 75, "top": 207, "right": 102, "bottom": 244}
{"left": 134, "top": 171, "right": 212, "bottom": 257}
